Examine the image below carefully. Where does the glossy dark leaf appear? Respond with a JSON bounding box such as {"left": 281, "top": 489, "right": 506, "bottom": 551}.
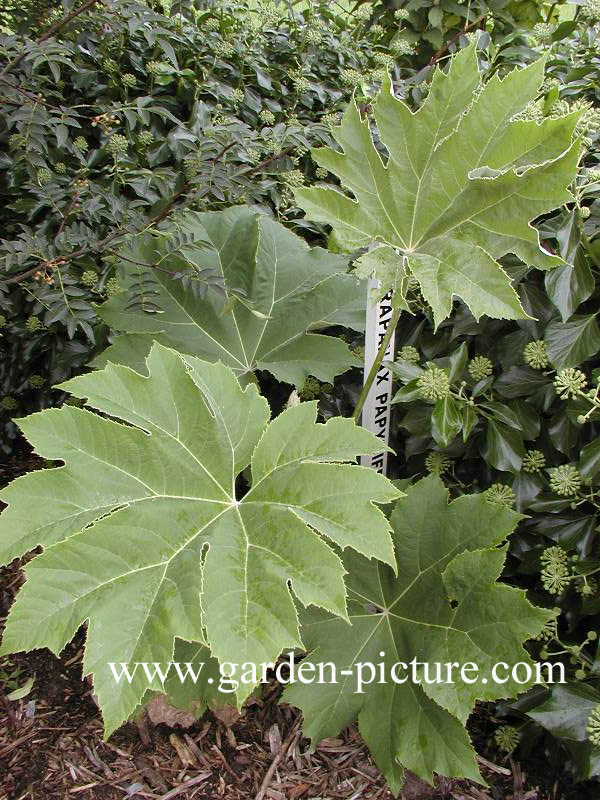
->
{"left": 580, "top": 438, "right": 600, "bottom": 483}
{"left": 545, "top": 314, "right": 600, "bottom": 369}
{"left": 431, "top": 395, "right": 463, "bottom": 447}
{"left": 528, "top": 683, "right": 600, "bottom": 780}
{"left": 486, "top": 419, "right": 525, "bottom": 473}
{"left": 545, "top": 250, "right": 594, "bottom": 323}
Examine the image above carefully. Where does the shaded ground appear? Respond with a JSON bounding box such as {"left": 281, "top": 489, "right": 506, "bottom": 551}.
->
{"left": 0, "top": 450, "right": 597, "bottom": 800}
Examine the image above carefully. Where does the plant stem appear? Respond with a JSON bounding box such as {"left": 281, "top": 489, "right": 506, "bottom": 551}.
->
{"left": 353, "top": 303, "right": 402, "bottom": 422}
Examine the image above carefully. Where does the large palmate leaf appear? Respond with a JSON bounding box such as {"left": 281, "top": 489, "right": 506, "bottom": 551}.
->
{"left": 95, "top": 205, "right": 363, "bottom": 387}
{"left": 284, "top": 476, "right": 553, "bottom": 790}
{"left": 0, "top": 344, "right": 399, "bottom": 735}
{"left": 295, "top": 44, "right": 581, "bottom": 326}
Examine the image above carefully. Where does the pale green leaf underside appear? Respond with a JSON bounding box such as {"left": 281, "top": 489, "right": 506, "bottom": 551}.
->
{"left": 284, "top": 476, "right": 553, "bottom": 787}
{"left": 94, "top": 205, "right": 362, "bottom": 387}
{"left": 296, "top": 44, "right": 581, "bottom": 326}
{"left": 0, "top": 344, "right": 400, "bottom": 735}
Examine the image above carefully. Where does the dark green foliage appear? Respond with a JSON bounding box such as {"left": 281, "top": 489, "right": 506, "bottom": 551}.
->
{"left": 0, "top": 0, "right": 405, "bottom": 449}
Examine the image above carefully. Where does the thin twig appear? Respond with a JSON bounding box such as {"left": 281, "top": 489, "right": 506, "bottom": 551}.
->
{"left": 429, "top": 14, "right": 487, "bottom": 65}
{"left": 255, "top": 719, "right": 301, "bottom": 800}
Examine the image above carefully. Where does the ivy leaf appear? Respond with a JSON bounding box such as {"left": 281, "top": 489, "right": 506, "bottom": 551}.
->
{"left": 95, "top": 206, "right": 362, "bottom": 387}
{"left": 295, "top": 45, "right": 581, "bottom": 327}
{"left": 0, "top": 344, "right": 400, "bottom": 736}
{"left": 545, "top": 216, "right": 594, "bottom": 322}
{"left": 544, "top": 314, "right": 600, "bottom": 369}
{"left": 284, "top": 476, "right": 552, "bottom": 788}
{"left": 431, "top": 395, "right": 462, "bottom": 446}
{"left": 580, "top": 438, "right": 600, "bottom": 483}
{"left": 527, "top": 684, "right": 600, "bottom": 780}
{"left": 486, "top": 418, "right": 526, "bottom": 473}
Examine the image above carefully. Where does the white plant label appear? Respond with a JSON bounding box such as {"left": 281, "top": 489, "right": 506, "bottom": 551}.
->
{"left": 360, "top": 279, "right": 395, "bottom": 475}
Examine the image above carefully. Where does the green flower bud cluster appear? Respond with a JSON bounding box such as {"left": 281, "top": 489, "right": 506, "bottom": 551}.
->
{"left": 549, "top": 464, "right": 581, "bottom": 497}
{"left": 468, "top": 356, "right": 493, "bottom": 381}
{"left": 424, "top": 452, "right": 452, "bottom": 476}
{"left": 541, "top": 555, "right": 570, "bottom": 595}
{"left": 587, "top": 705, "right": 600, "bottom": 746}
{"left": 369, "top": 68, "right": 387, "bottom": 82}
{"left": 1, "top": 396, "right": 17, "bottom": 411}
{"left": 322, "top": 112, "right": 341, "bottom": 129}
{"left": 74, "top": 136, "right": 88, "bottom": 152}
{"left": 204, "top": 17, "right": 220, "bottom": 31}
{"left": 394, "top": 8, "right": 410, "bottom": 21}
{"left": 55, "top": 162, "right": 67, "bottom": 174}
{"left": 532, "top": 22, "right": 555, "bottom": 44}
{"left": 291, "top": 71, "right": 310, "bottom": 93}
{"left": 554, "top": 367, "right": 587, "bottom": 399}
{"left": 522, "top": 449, "right": 546, "bottom": 473}
{"left": 263, "top": 139, "right": 282, "bottom": 156}
{"left": 485, "top": 483, "right": 515, "bottom": 509}
{"left": 341, "top": 68, "right": 363, "bottom": 87}
{"left": 299, "top": 375, "right": 331, "bottom": 400}
{"left": 534, "top": 619, "right": 556, "bottom": 641}
{"left": 0, "top": 314, "right": 6, "bottom": 328}
{"left": 146, "top": 60, "right": 162, "bottom": 75}
{"left": 416, "top": 365, "right": 450, "bottom": 401}
{"left": 121, "top": 73, "right": 136, "bottom": 88}
{"left": 391, "top": 39, "right": 414, "bottom": 57}
{"left": 25, "top": 316, "right": 42, "bottom": 332}
{"left": 107, "top": 134, "right": 129, "bottom": 157}
{"left": 586, "top": 169, "right": 600, "bottom": 183}
{"left": 102, "top": 57, "right": 118, "bottom": 73}
{"left": 580, "top": 0, "right": 600, "bottom": 22}
{"left": 572, "top": 100, "right": 600, "bottom": 141}
{"left": 305, "top": 28, "right": 323, "bottom": 45}
{"left": 29, "top": 374, "right": 45, "bottom": 389}
{"left": 137, "top": 130, "right": 154, "bottom": 147}
{"left": 355, "top": 4, "right": 372, "bottom": 20}
{"left": 81, "top": 270, "right": 98, "bottom": 287}
{"left": 230, "top": 88, "right": 244, "bottom": 105}
{"left": 494, "top": 725, "right": 520, "bottom": 753}
{"left": 282, "top": 169, "right": 305, "bottom": 188}
{"left": 261, "top": 3, "right": 283, "bottom": 27}
{"left": 37, "top": 168, "right": 52, "bottom": 186}
{"left": 580, "top": 206, "right": 591, "bottom": 219}
{"left": 514, "top": 99, "right": 544, "bottom": 123}
{"left": 259, "top": 109, "right": 275, "bottom": 124}
{"left": 315, "top": 166, "right": 328, "bottom": 179}
{"left": 399, "top": 345, "right": 420, "bottom": 364}
{"left": 105, "top": 277, "right": 122, "bottom": 297}
{"left": 540, "top": 76, "right": 560, "bottom": 94}
{"left": 373, "top": 52, "right": 394, "bottom": 68}
{"left": 576, "top": 577, "right": 598, "bottom": 597}
{"left": 183, "top": 154, "right": 200, "bottom": 181}
{"left": 9, "top": 133, "right": 25, "bottom": 149}
{"left": 541, "top": 546, "right": 568, "bottom": 570}
{"left": 214, "top": 41, "right": 235, "bottom": 58}
{"left": 523, "top": 340, "right": 549, "bottom": 369}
